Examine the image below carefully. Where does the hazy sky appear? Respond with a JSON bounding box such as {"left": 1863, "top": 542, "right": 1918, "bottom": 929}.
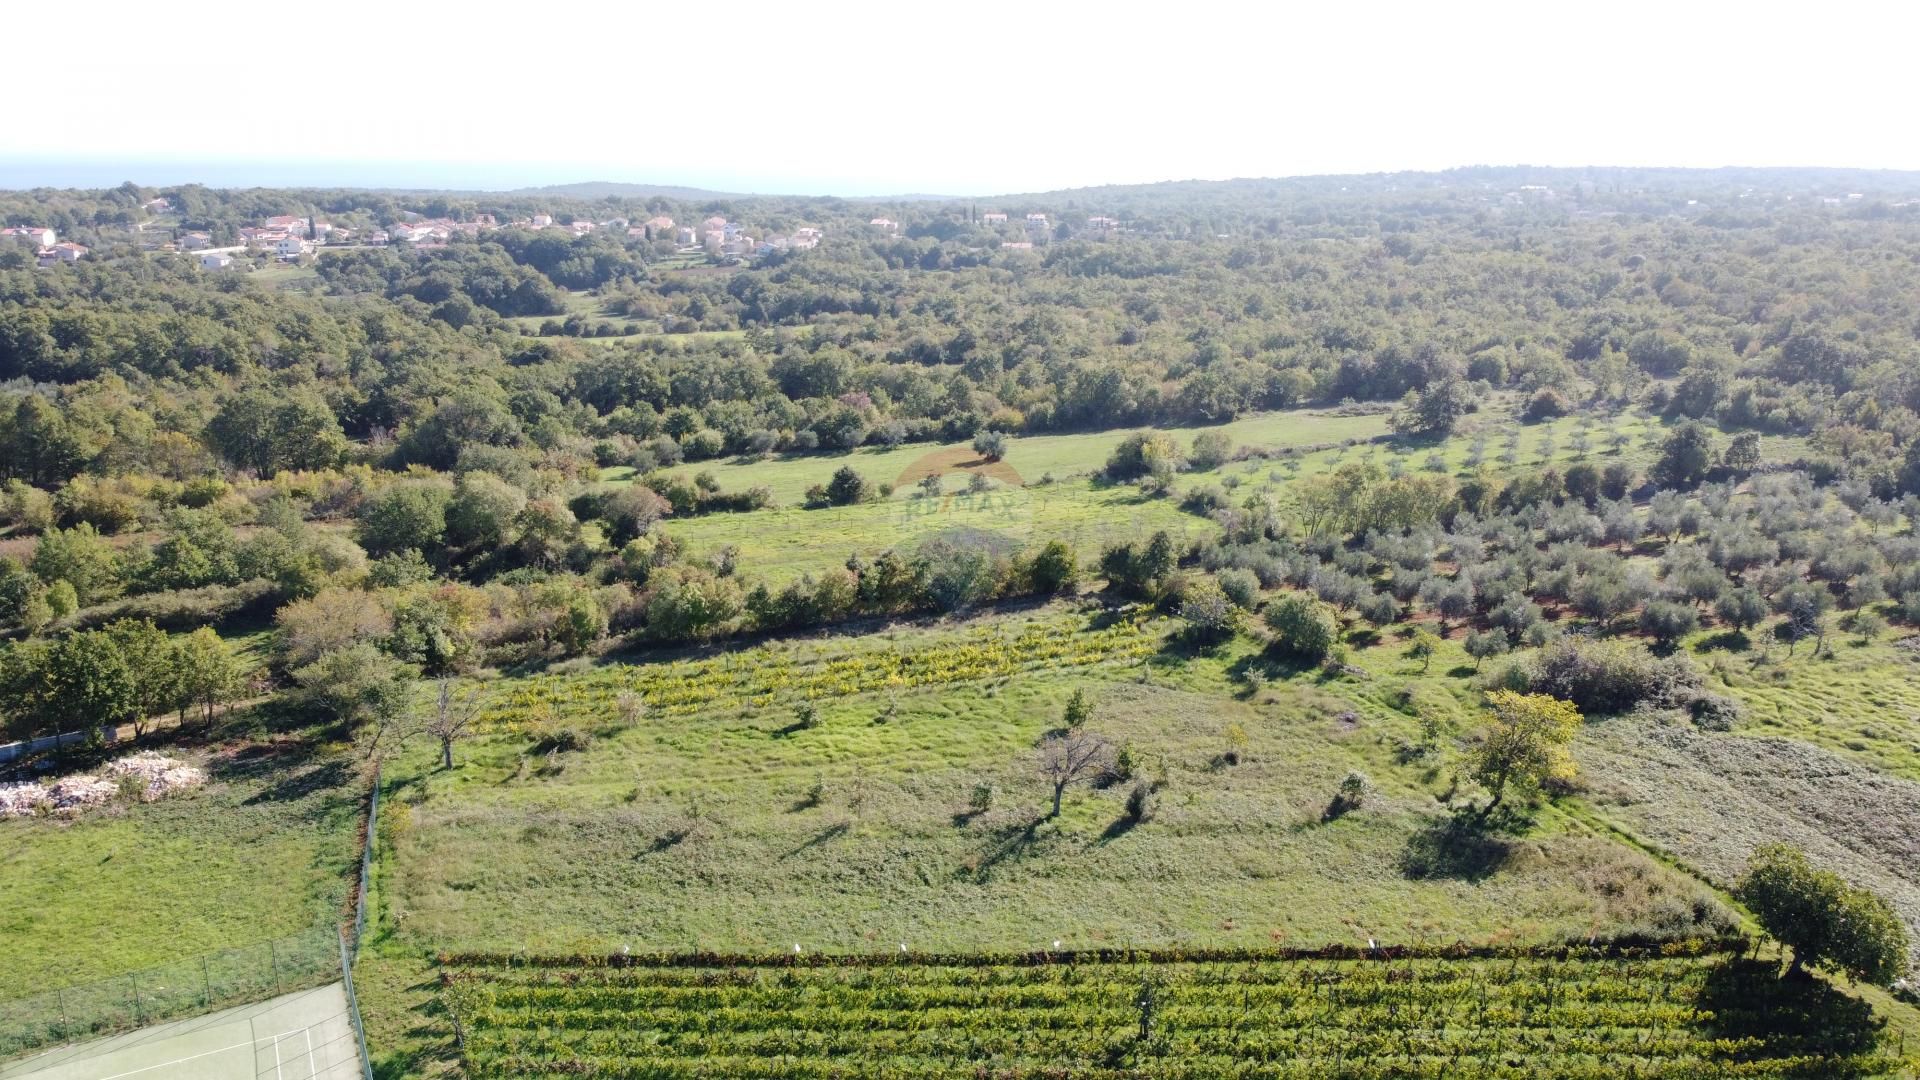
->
{"left": 8, "top": 0, "right": 1917, "bottom": 194}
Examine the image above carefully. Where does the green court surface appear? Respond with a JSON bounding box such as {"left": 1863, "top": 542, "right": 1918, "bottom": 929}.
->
{"left": 0, "top": 984, "right": 362, "bottom": 1080}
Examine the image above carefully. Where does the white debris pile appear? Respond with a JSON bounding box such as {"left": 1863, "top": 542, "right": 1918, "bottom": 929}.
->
{"left": 0, "top": 753, "right": 206, "bottom": 819}
{"left": 46, "top": 774, "right": 119, "bottom": 813}
{"left": 0, "top": 781, "right": 48, "bottom": 818}
{"left": 104, "top": 752, "right": 207, "bottom": 801}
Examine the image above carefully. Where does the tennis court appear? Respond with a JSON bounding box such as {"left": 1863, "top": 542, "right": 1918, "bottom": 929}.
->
{"left": 0, "top": 983, "right": 364, "bottom": 1080}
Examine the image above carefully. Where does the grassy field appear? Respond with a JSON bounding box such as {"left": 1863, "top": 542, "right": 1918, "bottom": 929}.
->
{"left": 248, "top": 264, "right": 322, "bottom": 290}
{"left": 613, "top": 407, "right": 1396, "bottom": 506}
{"left": 370, "top": 602, "right": 1727, "bottom": 961}
{"left": 667, "top": 478, "right": 1205, "bottom": 584}
{"left": 642, "top": 406, "right": 1700, "bottom": 583}
{"left": 442, "top": 945, "right": 1905, "bottom": 1079}
{"left": 0, "top": 740, "right": 363, "bottom": 992}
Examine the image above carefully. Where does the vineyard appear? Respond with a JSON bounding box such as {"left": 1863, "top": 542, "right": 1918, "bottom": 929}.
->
{"left": 440, "top": 943, "right": 1910, "bottom": 1079}
{"left": 481, "top": 606, "right": 1160, "bottom": 724}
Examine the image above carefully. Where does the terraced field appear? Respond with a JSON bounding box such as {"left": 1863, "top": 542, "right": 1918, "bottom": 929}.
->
{"left": 442, "top": 944, "right": 1906, "bottom": 1079}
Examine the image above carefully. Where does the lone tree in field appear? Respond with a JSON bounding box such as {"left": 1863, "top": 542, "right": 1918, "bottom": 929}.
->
{"left": 1737, "top": 843, "right": 1909, "bottom": 985}
{"left": 971, "top": 429, "right": 1008, "bottom": 462}
{"left": 1469, "top": 691, "right": 1582, "bottom": 821}
{"left": 1038, "top": 728, "right": 1112, "bottom": 818}
{"left": 426, "top": 677, "right": 487, "bottom": 769}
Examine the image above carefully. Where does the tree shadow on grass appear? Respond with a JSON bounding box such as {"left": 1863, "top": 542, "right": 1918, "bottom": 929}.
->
{"left": 1398, "top": 814, "right": 1513, "bottom": 882}
{"left": 1697, "top": 959, "right": 1884, "bottom": 1061}
{"left": 1150, "top": 632, "right": 1231, "bottom": 668}
{"left": 781, "top": 821, "right": 850, "bottom": 859}
{"left": 971, "top": 819, "right": 1043, "bottom": 881}
{"left": 1695, "top": 630, "right": 1751, "bottom": 654}
{"left": 1224, "top": 653, "right": 1317, "bottom": 698}
{"left": 213, "top": 744, "right": 356, "bottom": 806}
{"left": 1095, "top": 813, "right": 1140, "bottom": 845}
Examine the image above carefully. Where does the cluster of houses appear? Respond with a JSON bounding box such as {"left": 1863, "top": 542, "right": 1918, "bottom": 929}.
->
{"left": 673, "top": 214, "right": 822, "bottom": 257}
{"left": 977, "top": 211, "right": 1122, "bottom": 249}
{"left": 184, "top": 208, "right": 821, "bottom": 270}
{"left": 1, "top": 225, "right": 89, "bottom": 266}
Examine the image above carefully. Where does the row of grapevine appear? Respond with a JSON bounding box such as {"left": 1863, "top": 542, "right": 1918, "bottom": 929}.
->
{"left": 442, "top": 950, "right": 1907, "bottom": 1079}
{"left": 481, "top": 607, "right": 1158, "bottom": 726}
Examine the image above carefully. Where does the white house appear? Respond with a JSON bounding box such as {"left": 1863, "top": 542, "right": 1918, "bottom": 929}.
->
{"left": 142, "top": 197, "right": 171, "bottom": 213}
{"left": 531, "top": 213, "right": 553, "bottom": 227}
{"left": 177, "top": 232, "right": 212, "bottom": 251}
{"left": 200, "top": 253, "right": 234, "bottom": 270}
{"left": 274, "top": 237, "right": 311, "bottom": 258}
{"left": 869, "top": 217, "right": 898, "bottom": 231}
{"left": 3, "top": 226, "right": 56, "bottom": 248}
{"left": 981, "top": 212, "right": 1008, "bottom": 224}
{"left": 39, "top": 243, "right": 88, "bottom": 265}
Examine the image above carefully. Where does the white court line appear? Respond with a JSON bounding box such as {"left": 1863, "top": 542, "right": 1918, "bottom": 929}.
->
{"left": 84, "top": 1025, "right": 323, "bottom": 1080}
{"left": 304, "top": 1028, "right": 315, "bottom": 1080}
{"left": 272, "top": 1030, "right": 282, "bottom": 1080}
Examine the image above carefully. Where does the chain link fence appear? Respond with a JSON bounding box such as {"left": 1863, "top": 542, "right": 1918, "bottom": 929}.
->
{"left": 0, "top": 925, "right": 338, "bottom": 1060}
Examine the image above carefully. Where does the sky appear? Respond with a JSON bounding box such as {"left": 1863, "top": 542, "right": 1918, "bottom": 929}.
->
{"left": 7, "top": 0, "right": 1919, "bottom": 195}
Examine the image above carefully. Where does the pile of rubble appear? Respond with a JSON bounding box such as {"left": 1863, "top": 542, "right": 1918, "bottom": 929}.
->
{"left": 0, "top": 752, "right": 206, "bottom": 819}
{"left": 105, "top": 752, "right": 208, "bottom": 802}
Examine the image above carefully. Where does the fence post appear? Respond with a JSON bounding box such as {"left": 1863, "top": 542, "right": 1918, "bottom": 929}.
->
{"left": 56, "top": 986, "right": 68, "bottom": 1035}
{"left": 130, "top": 972, "right": 143, "bottom": 1024}
{"left": 202, "top": 955, "right": 212, "bottom": 1007}
{"left": 270, "top": 941, "right": 281, "bottom": 995}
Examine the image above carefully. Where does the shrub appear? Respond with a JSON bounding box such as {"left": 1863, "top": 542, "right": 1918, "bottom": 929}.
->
{"left": 1510, "top": 635, "right": 1705, "bottom": 715}
{"left": 1522, "top": 388, "right": 1569, "bottom": 422}
{"left": 1177, "top": 578, "right": 1240, "bottom": 643}
{"left": 1189, "top": 430, "right": 1234, "bottom": 472}
{"left": 1105, "top": 432, "right": 1184, "bottom": 481}
{"left": 825, "top": 466, "right": 870, "bottom": 506}
{"left": 1026, "top": 540, "right": 1078, "bottom": 594}
{"left": 1216, "top": 568, "right": 1260, "bottom": 610}
{"left": 968, "top": 783, "right": 993, "bottom": 814}
{"left": 1335, "top": 770, "right": 1372, "bottom": 810}
{"left": 1263, "top": 591, "right": 1340, "bottom": 663}
{"left": 1123, "top": 780, "right": 1155, "bottom": 823}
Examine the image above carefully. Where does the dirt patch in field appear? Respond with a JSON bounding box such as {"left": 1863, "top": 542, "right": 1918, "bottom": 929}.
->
{"left": 893, "top": 447, "right": 1025, "bottom": 489}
